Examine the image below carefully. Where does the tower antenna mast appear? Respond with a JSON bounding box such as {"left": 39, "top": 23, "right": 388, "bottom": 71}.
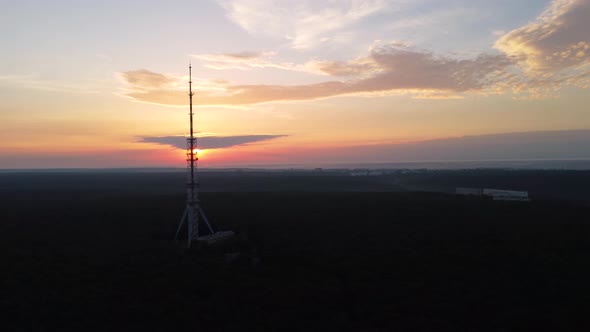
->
{"left": 174, "top": 63, "right": 232, "bottom": 247}
{"left": 189, "top": 62, "right": 196, "bottom": 206}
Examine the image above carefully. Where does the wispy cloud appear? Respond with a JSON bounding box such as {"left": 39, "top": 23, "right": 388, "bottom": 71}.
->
{"left": 140, "top": 135, "right": 287, "bottom": 150}
{"left": 219, "top": 0, "right": 390, "bottom": 49}
{"left": 192, "top": 51, "right": 298, "bottom": 71}
{"left": 193, "top": 50, "right": 378, "bottom": 77}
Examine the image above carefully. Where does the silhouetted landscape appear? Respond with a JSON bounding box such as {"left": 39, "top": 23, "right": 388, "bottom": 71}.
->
{"left": 5, "top": 0, "right": 590, "bottom": 330}
{"left": 3, "top": 169, "right": 590, "bottom": 331}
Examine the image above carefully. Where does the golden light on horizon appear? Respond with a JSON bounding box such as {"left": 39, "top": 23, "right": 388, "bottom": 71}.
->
{"left": 2, "top": 0, "right": 590, "bottom": 169}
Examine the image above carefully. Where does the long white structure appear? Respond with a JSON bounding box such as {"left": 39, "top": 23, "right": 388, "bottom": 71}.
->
{"left": 456, "top": 187, "right": 483, "bottom": 196}
{"left": 456, "top": 187, "right": 531, "bottom": 202}
{"left": 483, "top": 189, "right": 530, "bottom": 201}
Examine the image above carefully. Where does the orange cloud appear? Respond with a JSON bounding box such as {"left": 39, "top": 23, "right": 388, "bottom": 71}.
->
{"left": 121, "top": 69, "right": 177, "bottom": 89}
{"left": 121, "top": 45, "right": 510, "bottom": 106}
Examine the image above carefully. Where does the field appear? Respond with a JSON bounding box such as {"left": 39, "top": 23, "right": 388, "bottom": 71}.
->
{"left": 2, "top": 170, "right": 590, "bottom": 331}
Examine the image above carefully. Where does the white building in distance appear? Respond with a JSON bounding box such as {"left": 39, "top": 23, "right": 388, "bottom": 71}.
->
{"left": 456, "top": 187, "right": 530, "bottom": 202}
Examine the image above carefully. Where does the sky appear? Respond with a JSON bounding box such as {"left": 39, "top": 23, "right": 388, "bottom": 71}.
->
{"left": 1, "top": 0, "right": 590, "bottom": 168}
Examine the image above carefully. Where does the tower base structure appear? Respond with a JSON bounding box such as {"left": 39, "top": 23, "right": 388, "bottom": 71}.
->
{"left": 174, "top": 203, "right": 234, "bottom": 248}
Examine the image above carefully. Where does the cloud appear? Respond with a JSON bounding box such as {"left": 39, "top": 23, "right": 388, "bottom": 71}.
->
{"left": 121, "top": 44, "right": 510, "bottom": 105}
{"left": 120, "top": 0, "right": 590, "bottom": 105}
{"left": 495, "top": 0, "right": 590, "bottom": 72}
{"left": 306, "top": 57, "right": 380, "bottom": 77}
{"left": 493, "top": 0, "right": 590, "bottom": 97}
{"left": 193, "top": 50, "right": 378, "bottom": 77}
{"left": 380, "top": 129, "right": 590, "bottom": 161}
{"left": 219, "top": 0, "right": 389, "bottom": 49}
{"left": 120, "top": 69, "right": 177, "bottom": 89}
{"left": 191, "top": 51, "right": 298, "bottom": 71}
{"left": 140, "top": 135, "right": 287, "bottom": 150}
{"left": 302, "top": 129, "right": 590, "bottom": 164}
{"left": 121, "top": 70, "right": 232, "bottom": 106}
{"left": 119, "top": 69, "right": 184, "bottom": 105}
{"left": 221, "top": 52, "right": 261, "bottom": 59}
{"left": 355, "top": 45, "right": 511, "bottom": 92}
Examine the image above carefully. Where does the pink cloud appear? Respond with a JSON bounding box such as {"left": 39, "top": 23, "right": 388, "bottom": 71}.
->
{"left": 121, "top": 45, "right": 510, "bottom": 106}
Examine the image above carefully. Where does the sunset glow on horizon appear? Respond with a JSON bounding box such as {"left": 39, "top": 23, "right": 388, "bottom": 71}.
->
{"left": 2, "top": 0, "right": 590, "bottom": 168}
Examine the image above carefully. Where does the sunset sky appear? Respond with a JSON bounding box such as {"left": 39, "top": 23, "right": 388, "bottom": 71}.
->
{"left": 2, "top": 0, "right": 590, "bottom": 168}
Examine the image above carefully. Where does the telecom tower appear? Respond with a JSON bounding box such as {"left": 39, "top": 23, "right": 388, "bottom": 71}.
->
{"left": 174, "top": 64, "right": 232, "bottom": 248}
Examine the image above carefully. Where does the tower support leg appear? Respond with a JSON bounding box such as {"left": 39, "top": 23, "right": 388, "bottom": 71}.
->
{"left": 198, "top": 206, "right": 215, "bottom": 234}
{"left": 174, "top": 208, "right": 188, "bottom": 242}
{"left": 189, "top": 206, "right": 199, "bottom": 247}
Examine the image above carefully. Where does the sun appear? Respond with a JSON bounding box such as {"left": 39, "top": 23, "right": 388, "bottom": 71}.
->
{"left": 180, "top": 148, "right": 207, "bottom": 161}
{"left": 192, "top": 148, "right": 206, "bottom": 156}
